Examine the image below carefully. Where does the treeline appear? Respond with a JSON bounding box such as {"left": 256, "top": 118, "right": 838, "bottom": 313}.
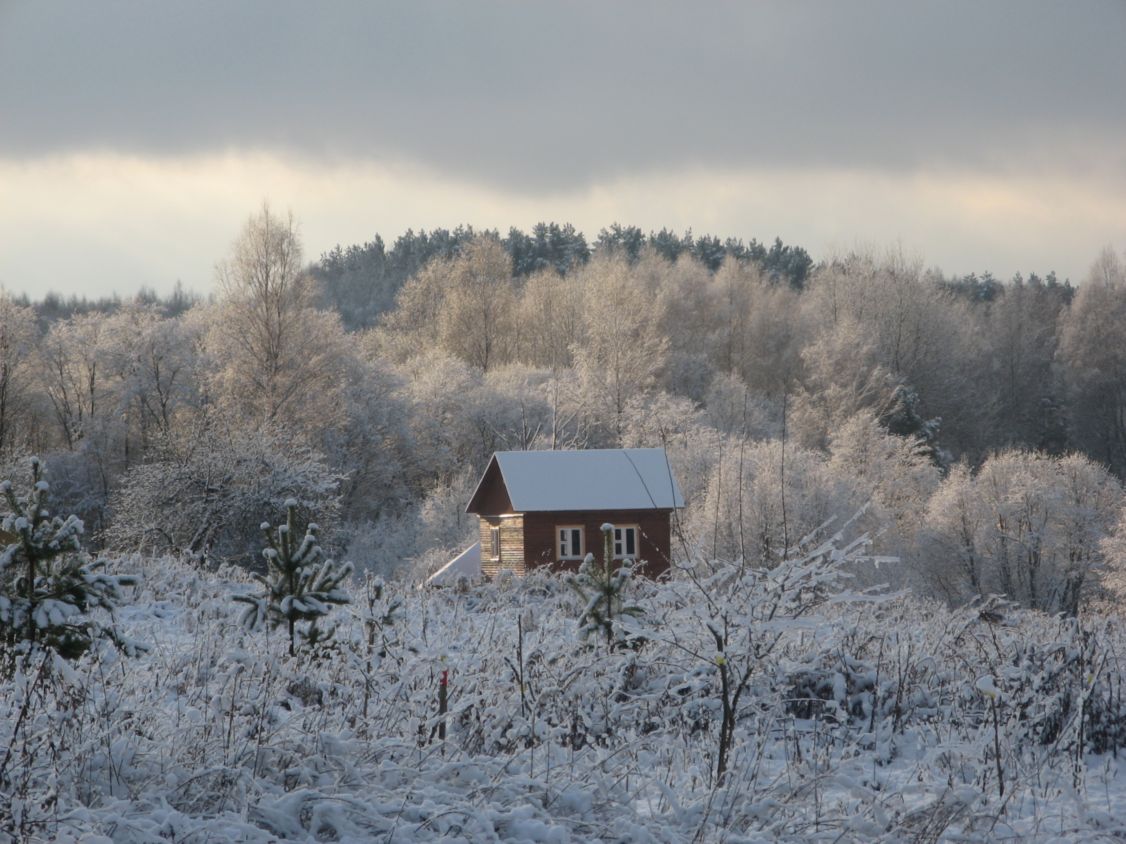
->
{"left": 6, "top": 281, "right": 204, "bottom": 328}
{"left": 312, "top": 222, "right": 814, "bottom": 330}
{"left": 361, "top": 230, "right": 1088, "bottom": 468}
{"left": 4, "top": 207, "right": 1126, "bottom": 614}
{"left": 17, "top": 223, "right": 811, "bottom": 333}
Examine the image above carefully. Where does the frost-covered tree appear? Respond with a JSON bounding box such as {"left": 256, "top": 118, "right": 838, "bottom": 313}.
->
{"left": 688, "top": 439, "right": 856, "bottom": 566}
{"left": 916, "top": 464, "right": 988, "bottom": 601}
{"left": 106, "top": 418, "right": 342, "bottom": 568}
{"left": 371, "top": 256, "right": 449, "bottom": 364}
{"left": 707, "top": 259, "right": 803, "bottom": 397}
{"left": 1099, "top": 506, "right": 1126, "bottom": 604}
{"left": 0, "top": 457, "right": 137, "bottom": 659}
{"left": 918, "top": 450, "right": 1122, "bottom": 614}
{"left": 235, "top": 500, "right": 353, "bottom": 655}
{"left": 101, "top": 304, "right": 204, "bottom": 447}
{"left": 878, "top": 384, "right": 946, "bottom": 467}
{"left": 701, "top": 373, "right": 782, "bottom": 439}
{"left": 514, "top": 268, "right": 584, "bottom": 372}
{"left": 1051, "top": 453, "right": 1122, "bottom": 613}
{"left": 37, "top": 312, "right": 115, "bottom": 452}
{"left": 375, "top": 235, "right": 518, "bottom": 371}
{"left": 631, "top": 250, "right": 713, "bottom": 401}
{"left": 437, "top": 237, "right": 518, "bottom": 372}
{"left": 393, "top": 351, "right": 487, "bottom": 481}
{"left": 0, "top": 294, "right": 39, "bottom": 458}
{"left": 790, "top": 317, "right": 897, "bottom": 450}
{"left": 479, "top": 365, "right": 555, "bottom": 452}
{"left": 800, "top": 249, "right": 988, "bottom": 455}
{"left": 1058, "top": 248, "right": 1126, "bottom": 476}
{"left": 828, "top": 411, "right": 940, "bottom": 554}
{"left": 322, "top": 356, "right": 416, "bottom": 522}
{"left": 983, "top": 276, "right": 1069, "bottom": 450}
{"left": 571, "top": 255, "right": 668, "bottom": 444}
{"left": 620, "top": 391, "right": 706, "bottom": 452}
{"left": 209, "top": 205, "right": 352, "bottom": 438}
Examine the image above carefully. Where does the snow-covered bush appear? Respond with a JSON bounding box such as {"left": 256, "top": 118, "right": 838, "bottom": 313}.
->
{"left": 917, "top": 450, "right": 1122, "bottom": 613}
{"left": 685, "top": 438, "right": 857, "bottom": 565}
{"left": 342, "top": 468, "right": 479, "bottom": 583}
{"left": 106, "top": 419, "right": 343, "bottom": 569}
{"left": 3, "top": 535, "right": 1126, "bottom": 841}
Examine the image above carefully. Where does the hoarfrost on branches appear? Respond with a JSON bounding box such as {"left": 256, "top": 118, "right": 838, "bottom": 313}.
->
{"left": 3, "top": 534, "right": 1126, "bottom": 841}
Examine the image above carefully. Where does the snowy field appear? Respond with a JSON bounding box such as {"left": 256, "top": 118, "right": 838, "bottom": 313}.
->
{"left": 3, "top": 549, "right": 1126, "bottom": 843}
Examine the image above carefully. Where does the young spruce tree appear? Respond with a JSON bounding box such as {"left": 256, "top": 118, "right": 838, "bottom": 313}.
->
{"left": 567, "top": 523, "right": 644, "bottom": 646}
{"left": 236, "top": 499, "right": 352, "bottom": 655}
{"left": 0, "top": 457, "right": 138, "bottom": 660}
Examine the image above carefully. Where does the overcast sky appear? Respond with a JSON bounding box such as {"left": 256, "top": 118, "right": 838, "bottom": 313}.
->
{"left": 1, "top": 0, "right": 1124, "bottom": 298}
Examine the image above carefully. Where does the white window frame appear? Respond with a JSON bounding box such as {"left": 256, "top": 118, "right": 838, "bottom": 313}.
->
{"left": 613, "top": 525, "right": 639, "bottom": 560}
{"left": 557, "top": 525, "right": 584, "bottom": 560}
{"left": 489, "top": 526, "right": 501, "bottom": 560}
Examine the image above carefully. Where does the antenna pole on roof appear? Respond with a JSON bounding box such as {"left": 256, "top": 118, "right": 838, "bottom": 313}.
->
{"left": 658, "top": 431, "right": 692, "bottom": 564}
{"left": 621, "top": 449, "right": 659, "bottom": 510}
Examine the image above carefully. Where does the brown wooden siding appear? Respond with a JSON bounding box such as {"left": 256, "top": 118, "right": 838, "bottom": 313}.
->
{"left": 465, "top": 459, "right": 514, "bottom": 515}
{"left": 479, "top": 515, "right": 526, "bottom": 577}
{"left": 523, "top": 510, "right": 672, "bottom": 578}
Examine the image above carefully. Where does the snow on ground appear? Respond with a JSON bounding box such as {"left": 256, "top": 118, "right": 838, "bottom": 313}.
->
{"left": 3, "top": 550, "right": 1126, "bottom": 842}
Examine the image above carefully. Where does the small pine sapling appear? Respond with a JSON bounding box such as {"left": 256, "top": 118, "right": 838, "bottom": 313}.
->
{"left": 0, "top": 456, "right": 139, "bottom": 661}
{"left": 236, "top": 499, "right": 353, "bottom": 655}
{"left": 566, "top": 523, "right": 644, "bottom": 646}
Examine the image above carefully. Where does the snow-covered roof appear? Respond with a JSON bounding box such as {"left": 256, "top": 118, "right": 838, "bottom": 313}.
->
{"left": 426, "top": 541, "right": 482, "bottom": 586}
{"left": 467, "top": 448, "right": 684, "bottom": 513}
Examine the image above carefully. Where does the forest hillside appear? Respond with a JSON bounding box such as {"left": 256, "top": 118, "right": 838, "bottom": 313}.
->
{"left": 4, "top": 209, "right": 1126, "bottom": 841}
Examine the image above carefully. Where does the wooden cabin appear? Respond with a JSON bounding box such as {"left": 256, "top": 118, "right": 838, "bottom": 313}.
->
{"left": 464, "top": 448, "right": 684, "bottom": 578}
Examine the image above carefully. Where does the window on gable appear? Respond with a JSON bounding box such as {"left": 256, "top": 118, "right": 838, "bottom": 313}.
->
{"left": 490, "top": 526, "right": 500, "bottom": 560}
{"left": 613, "top": 525, "right": 638, "bottom": 559}
{"left": 558, "top": 526, "right": 584, "bottom": 559}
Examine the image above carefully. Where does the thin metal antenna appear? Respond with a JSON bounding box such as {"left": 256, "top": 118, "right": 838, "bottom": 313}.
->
{"left": 621, "top": 449, "right": 661, "bottom": 510}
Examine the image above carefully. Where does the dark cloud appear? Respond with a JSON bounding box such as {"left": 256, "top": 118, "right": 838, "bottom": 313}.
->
{"left": 2, "top": 0, "right": 1124, "bottom": 190}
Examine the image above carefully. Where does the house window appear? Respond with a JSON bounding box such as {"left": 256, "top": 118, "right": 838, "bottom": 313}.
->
{"left": 490, "top": 526, "right": 500, "bottom": 560}
{"left": 558, "top": 526, "right": 584, "bottom": 559}
{"left": 613, "top": 525, "right": 639, "bottom": 559}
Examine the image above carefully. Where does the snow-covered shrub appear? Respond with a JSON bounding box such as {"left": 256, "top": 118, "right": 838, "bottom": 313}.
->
{"left": 106, "top": 418, "right": 343, "bottom": 569}
{"left": 343, "top": 572, "right": 402, "bottom": 729}
{"left": 685, "top": 438, "right": 858, "bottom": 565}
{"left": 917, "top": 450, "right": 1122, "bottom": 613}
{"left": 342, "top": 468, "right": 479, "bottom": 583}
{"left": 999, "top": 617, "right": 1126, "bottom": 755}
{"left": 4, "top": 534, "right": 1126, "bottom": 842}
